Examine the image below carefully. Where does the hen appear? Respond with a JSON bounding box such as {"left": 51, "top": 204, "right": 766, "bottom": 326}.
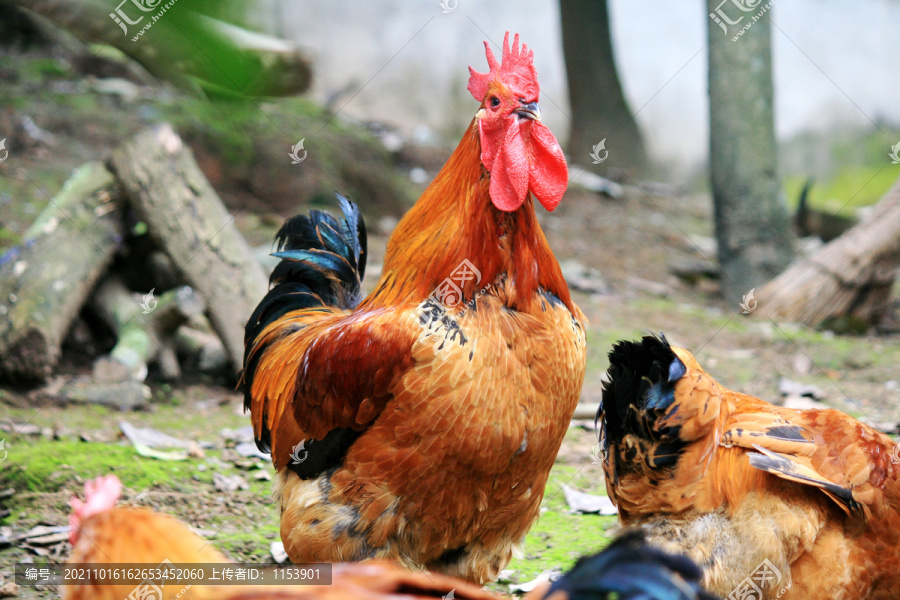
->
{"left": 241, "top": 32, "right": 586, "bottom": 583}
{"left": 599, "top": 334, "right": 900, "bottom": 599}
{"left": 63, "top": 476, "right": 711, "bottom": 600}
{"left": 63, "top": 475, "right": 497, "bottom": 600}
{"left": 65, "top": 474, "right": 229, "bottom": 600}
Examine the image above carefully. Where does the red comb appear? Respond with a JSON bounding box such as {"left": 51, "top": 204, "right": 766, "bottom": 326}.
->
{"left": 468, "top": 32, "right": 539, "bottom": 102}
{"left": 69, "top": 475, "right": 122, "bottom": 546}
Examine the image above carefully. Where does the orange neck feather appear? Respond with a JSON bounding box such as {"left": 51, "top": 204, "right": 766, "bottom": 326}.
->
{"left": 360, "top": 119, "right": 574, "bottom": 314}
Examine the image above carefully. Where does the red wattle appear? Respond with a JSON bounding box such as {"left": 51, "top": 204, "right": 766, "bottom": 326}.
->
{"left": 481, "top": 116, "right": 568, "bottom": 213}
{"left": 478, "top": 118, "right": 499, "bottom": 172}
{"left": 527, "top": 122, "right": 568, "bottom": 212}
{"left": 489, "top": 123, "right": 529, "bottom": 212}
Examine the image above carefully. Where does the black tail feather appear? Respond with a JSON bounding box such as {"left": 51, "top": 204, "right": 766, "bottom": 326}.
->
{"left": 544, "top": 531, "right": 718, "bottom": 600}
{"left": 599, "top": 334, "right": 688, "bottom": 467}
{"left": 240, "top": 194, "right": 367, "bottom": 417}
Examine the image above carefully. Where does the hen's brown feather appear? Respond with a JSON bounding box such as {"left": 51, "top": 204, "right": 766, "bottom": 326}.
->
{"left": 65, "top": 503, "right": 499, "bottom": 600}
{"left": 64, "top": 507, "right": 229, "bottom": 600}
{"left": 600, "top": 336, "right": 900, "bottom": 599}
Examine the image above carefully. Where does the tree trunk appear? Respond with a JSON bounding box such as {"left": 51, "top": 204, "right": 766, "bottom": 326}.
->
{"left": 560, "top": 0, "right": 646, "bottom": 173}
{"left": 0, "top": 162, "right": 125, "bottom": 383}
{"left": 753, "top": 175, "right": 900, "bottom": 328}
{"left": 707, "top": 0, "right": 793, "bottom": 305}
{"left": 109, "top": 124, "right": 268, "bottom": 376}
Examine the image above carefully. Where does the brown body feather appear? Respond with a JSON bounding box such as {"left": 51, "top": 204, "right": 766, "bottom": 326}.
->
{"left": 601, "top": 340, "right": 900, "bottom": 599}
{"left": 246, "top": 122, "right": 586, "bottom": 583}
{"left": 65, "top": 505, "right": 500, "bottom": 600}
{"left": 64, "top": 507, "right": 229, "bottom": 600}
{"left": 190, "top": 563, "right": 500, "bottom": 600}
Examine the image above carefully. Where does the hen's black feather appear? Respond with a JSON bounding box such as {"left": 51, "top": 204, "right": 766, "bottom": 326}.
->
{"left": 599, "top": 334, "right": 687, "bottom": 470}
{"left": 544, "top": 531, "right": 718, "bottom": 600}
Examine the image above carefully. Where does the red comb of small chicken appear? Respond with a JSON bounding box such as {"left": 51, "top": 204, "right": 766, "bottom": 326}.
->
{"left": 65, "top": 474, "right": 230, "bottom": 600}
{"left": 69, "top": 474, "right": 122, "bottom": 545}
{"left": 467, "top": 32, "right": 567, "bottom": 213}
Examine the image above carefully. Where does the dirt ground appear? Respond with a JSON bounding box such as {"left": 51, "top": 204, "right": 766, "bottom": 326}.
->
{"left": 3, "top": 47, "right": 900, "bottom": 599}
{"left": 5, "top": 184, "right": 900, "bottom": 597}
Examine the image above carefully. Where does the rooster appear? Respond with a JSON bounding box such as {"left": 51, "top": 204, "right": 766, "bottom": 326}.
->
{"left": 241, "top": 32, "right": 586, "bottom": 584}
{"left": 598, "top": 334, "right": 900, "bottom": 599}
{"left": 64, "top": 476, "right": 712, "bottom": 600}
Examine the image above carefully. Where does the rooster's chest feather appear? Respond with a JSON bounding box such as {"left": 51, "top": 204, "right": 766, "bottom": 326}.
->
{"left": 399, "top": 290, "right": 586, "bottom": 466}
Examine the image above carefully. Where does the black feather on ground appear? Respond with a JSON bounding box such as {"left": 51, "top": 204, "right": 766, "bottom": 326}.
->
{"left": 543, "top": 530, "right": 719, "bottom": 600}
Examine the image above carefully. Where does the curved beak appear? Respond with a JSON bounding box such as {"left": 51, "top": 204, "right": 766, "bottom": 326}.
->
{"left": 514, "top": 102, "right": 541, "bottom": 121}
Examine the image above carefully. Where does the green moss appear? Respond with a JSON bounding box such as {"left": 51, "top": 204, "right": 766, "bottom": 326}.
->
{"left": 155, "top": 96, "right": 325, "bottom": 168}
{"left": 0, "top": 226, "right": 21, "bottom": 247}
{"left": 515, "top": 510, "right": 616, "bottom": 571}
{"left": 55, "top": 93, "right": 102, "bottom": 112}
{"left": 1, "top": 391, "right": 248, "bottom": 438}
{"left": 0, "top": 439, "right": 205, "bottom": 494}
{"left": 23, "top": 57, "right": 71, "bottom": 81}
{"left": 214, "top": 522, "right": 281, "bottom": 561}
{"left": 777, "top": 327, "right": 900, "bottom": 373}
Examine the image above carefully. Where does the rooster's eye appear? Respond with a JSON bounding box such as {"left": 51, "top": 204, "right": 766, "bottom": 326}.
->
{"left": 490, "top": 97, "right": 500, "bottom": 108}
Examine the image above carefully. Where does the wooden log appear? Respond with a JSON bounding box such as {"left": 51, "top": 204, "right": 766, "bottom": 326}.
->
{"left": 176, "top": 326, "right": 228, "bottom": 373}
{"left": 0, "top": 162, "right": 125, "bottom": 383}
{"left": 572, "top": 402, "right": 600, "bottom": 421}
{"left": 61, "top": 379, "right": 151, "bottom": 411}
{"left": 89, "top": 277, "right": 204, "bottom": 381}
{"left": 109, "top": 124, "right": 268, "bottom": 374}
{"left": 754, "top": 175, "right": 900, "bottom": 328}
